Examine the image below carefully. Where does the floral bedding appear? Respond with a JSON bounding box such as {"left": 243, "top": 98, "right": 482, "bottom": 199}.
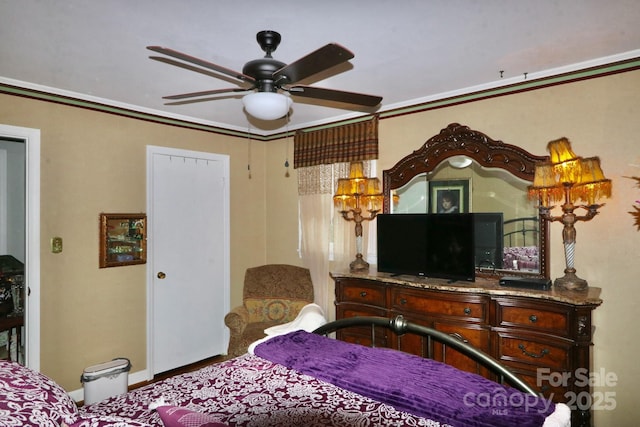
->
{"left": 1, "top": 331, "right": 566, "bottom": 427}
{"left": 0, "top": 359, "right": 148, "bottom": 427}
{"left": 80, "top": 353, "right": 434, "bottom": 426}
{"left": 503, "top": 245, "right": 539, "bottom": 271}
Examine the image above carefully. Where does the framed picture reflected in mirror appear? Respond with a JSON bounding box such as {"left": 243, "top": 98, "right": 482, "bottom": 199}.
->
{"left": 429, "top": 179, "right": 470, "bottom": 214}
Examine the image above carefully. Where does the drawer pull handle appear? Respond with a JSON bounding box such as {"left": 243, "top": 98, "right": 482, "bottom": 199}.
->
{"left": 464, "top": 307, "right": 471, "bottom": 315}
{"left": 450, "top": 333, "right": 469, "bottom": 343}
{"left": 400, "top": 298, "right": 407, "bottom": 305}
{"left": 529, "top": 315, "right": 538, "bottom": 323}
{"left": 359, "top": 291, "right": 367, "bottom": 298}
{"left": 518, "top": 343, "right": 549, "bottom": 359}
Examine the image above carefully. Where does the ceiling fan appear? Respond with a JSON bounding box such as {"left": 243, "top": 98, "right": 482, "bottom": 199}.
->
{"left": 147, "top": 30, "right": 382, "bottom": 121}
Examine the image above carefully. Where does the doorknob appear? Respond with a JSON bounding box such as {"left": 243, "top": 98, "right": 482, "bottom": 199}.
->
{"left": 157, "top": 272, "right": 166, "bottom": 279}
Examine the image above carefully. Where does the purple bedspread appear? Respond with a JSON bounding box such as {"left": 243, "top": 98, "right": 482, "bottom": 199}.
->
{"left": 255, "top": 330, "right": 555, "bottom": 427}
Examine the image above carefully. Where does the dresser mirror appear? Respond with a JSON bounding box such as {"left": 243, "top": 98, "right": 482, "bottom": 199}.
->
{"left": 382, "top": 123, "right": 549, "bottom": 278}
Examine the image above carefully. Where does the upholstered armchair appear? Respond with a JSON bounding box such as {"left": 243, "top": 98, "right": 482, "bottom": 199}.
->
{"left": 224, "top": 264, "right": 314, "bottom": 357}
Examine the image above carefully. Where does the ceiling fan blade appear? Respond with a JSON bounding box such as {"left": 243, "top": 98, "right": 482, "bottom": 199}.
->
{"left": 149, "top": 56, "right": 252, "bottom": 88}
{"left": 289, "top": 85, "right": 382, "bottom": 107}
{"left": 163, "top": 88, "right": 251, "bottom": 100}
{"left": 147, "top": 46, "right": 256, "bottom": 84}
{"left": 164, "top": 94, "right": 244, "bottom": 106}
{"left": 274, "top": 43, "right": 354, "bottom": 85}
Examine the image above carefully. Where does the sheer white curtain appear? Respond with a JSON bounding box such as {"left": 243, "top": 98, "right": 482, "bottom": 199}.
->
{"left": 298, "top": 192, "right": 333, "bottom": 320}
{"left": 297, "top": 161, "right": 377, "bottom": 321}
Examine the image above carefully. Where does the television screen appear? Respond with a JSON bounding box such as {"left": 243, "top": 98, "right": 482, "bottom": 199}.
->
{"left": 424, "top": 214, "right": 475, "bottom": 282}
{"left": 377, "top": 213, "right": 475, "bottom": 282}
{"left": 377, "top": 214, "right": 429, "bottom": 276}
{"left": 474, "top": 213, "right": 504, "bottom": 269}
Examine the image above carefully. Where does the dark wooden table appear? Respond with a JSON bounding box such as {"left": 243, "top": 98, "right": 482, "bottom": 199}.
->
{"left": 0, "top": 314, "right": 24, "bottom": 362}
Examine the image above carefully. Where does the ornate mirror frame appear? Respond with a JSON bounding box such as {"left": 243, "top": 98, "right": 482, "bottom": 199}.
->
{"left": 382, "top": 123, "right": 550, "bottom": 279}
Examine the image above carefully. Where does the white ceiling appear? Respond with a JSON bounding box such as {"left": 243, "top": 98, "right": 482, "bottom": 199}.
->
{"left": 2, "top": 0, "right": 640, "bottom": 136}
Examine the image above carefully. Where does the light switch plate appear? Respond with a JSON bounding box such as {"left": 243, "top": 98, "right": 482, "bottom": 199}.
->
{"left": 51, "top": 236, "right": 63, "bottom": 253}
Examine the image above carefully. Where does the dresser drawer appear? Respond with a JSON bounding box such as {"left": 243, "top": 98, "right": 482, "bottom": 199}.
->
{"left": 432, "top": 322, "right": 491, "bottom": 376}
{"left": 391, "top": 288, "right": 488, "bottom": 321}
{"left": 495, "top": 299, "right": 569, "bottom": 335}
{"left": 496, "top": 332, "right": 571, "bottom": 370}
{"left": 502, "top": 365, "right": 569, "bottom": 402}
{"left": 336, "top": 304, "right": 387, "bottom": 319}
{"left": 336, "top": 304, "right": 388, "bottom": 347}
{"left": 338, "top": 280, "right": 386, "bottom": 307}
{"left": 337, "top": 330, "right": 388, "bottom": 348}
{"left": 434, "top": 322, "right": 491, "bottom": 349}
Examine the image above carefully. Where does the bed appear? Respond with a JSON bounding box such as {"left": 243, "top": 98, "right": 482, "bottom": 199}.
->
{"left": 502, "top": 216, "right": 540, "bottom": 272}
{"left": 0, "top": 315, "right": 570, "bottom": 427}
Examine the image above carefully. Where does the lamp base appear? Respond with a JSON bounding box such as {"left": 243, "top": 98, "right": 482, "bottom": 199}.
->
{"left": 349, "top": 253, "right": 370, "bottom": 272}
{"left": 554, "top": 272, "right": 588, "bottom": 291}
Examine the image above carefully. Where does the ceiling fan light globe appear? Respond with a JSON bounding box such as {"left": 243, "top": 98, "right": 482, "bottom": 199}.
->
{"left": 242, "top": 92, "right": 292, "bottom": 120}
{"left": 448, "top": 155, "right": 473, "bottom": 169}
{"left": 448, "top": 155, "right": 472, "bottom": 169}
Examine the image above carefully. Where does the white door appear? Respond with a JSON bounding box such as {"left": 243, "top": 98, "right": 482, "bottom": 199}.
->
{"left": 0, "top": 125, "right": 40, "bottom": 371}
{"left": 147, "top": 146, "right": 229, "bottom": 375}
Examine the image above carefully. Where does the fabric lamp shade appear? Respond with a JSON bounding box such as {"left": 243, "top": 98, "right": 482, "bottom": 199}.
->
{"left": 547, "top": 137, "right": 578, "bottom": 163}
{"left": 572, "top": 157, "right": 612, "bottom": 205}
{"left": 547, "top": 138, "right": 582, "bottom": 183}
{"left": 528, "top": 163, "right": 563, "bottom": 207}
{"left": 333, "top": 178, "right": 356, "bottom": 211}
{"left": 349, "top": 161, "right": 365, "bottom": 179}
{"left": 362, "top": 177, "right": 383, "bottom": 211}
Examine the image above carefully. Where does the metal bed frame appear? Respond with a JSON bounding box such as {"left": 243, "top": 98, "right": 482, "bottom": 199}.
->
{"left": 313, "top": 315, "right": 537, "bottom": 396}
{"left": 504, "top": 216, "right": 539, "bottom": 248}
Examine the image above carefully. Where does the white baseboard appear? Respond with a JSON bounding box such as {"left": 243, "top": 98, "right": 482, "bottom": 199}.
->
{"left": 68, "top": 369, "right": 151, "bottom": 403}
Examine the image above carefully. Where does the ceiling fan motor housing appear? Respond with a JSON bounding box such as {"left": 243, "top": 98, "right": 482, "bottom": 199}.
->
{"left": 242, "top": 57, "right": 286, "bottom": 92}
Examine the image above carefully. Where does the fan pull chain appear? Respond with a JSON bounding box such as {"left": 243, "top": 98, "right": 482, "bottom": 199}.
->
{"left": 284, "top": 114, "right": 291, "bottom": 178}
{"left": 247, "top": 126, "right": 252, "bottom": 179}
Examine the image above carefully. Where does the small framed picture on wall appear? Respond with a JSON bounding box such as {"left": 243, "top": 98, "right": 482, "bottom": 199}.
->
{"left": 429, "top": 179, "right": 470, "bottom": 213}
{"left": 99, "top": 213, "right": 147, "bottom": 268}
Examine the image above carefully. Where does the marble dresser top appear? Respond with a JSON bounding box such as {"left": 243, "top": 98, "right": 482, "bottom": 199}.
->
{"left": 331, "top": 269, "right": 603, "bottom": 306}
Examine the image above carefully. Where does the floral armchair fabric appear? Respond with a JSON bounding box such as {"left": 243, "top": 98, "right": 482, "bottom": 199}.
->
{"left": 224, "top": 264, "right": 314, "bottom": 357}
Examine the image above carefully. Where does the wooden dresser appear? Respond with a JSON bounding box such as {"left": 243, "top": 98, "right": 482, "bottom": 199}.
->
{"left": 332, "top": 271, "right": 602, "bottom": 427}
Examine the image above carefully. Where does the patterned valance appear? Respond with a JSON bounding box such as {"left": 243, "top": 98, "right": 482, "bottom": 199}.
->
{"left": 293, "top": 115, "right": 378, "bottom": 168}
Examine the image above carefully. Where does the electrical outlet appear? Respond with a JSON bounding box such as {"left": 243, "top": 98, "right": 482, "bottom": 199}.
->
{"left": 51, "top": 237, "right": 63, "bottom": 253}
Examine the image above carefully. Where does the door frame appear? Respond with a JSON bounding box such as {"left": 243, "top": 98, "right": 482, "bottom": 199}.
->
{"left": 145, "top": 145, "right": 230, "bottom": 379}
{"left": 0, "top": 124, "right": 40, "bottom": 370}
{"left": 0, "top": 149, "right": 7, "bottom": 255}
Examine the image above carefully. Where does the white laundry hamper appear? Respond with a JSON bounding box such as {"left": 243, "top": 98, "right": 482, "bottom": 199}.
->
{"left": 81, "top": 357, "right": 131, "bottom": 404}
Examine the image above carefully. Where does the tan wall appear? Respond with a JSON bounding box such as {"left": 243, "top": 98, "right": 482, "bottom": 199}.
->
{"left": 265, "top": 137, "right": 303, "bottom": 266}
{"left": 1, "top": 67, "right": 638, "bottom": 424}
{"left": 0, "top": 94, "right": 270, "bottom": 390}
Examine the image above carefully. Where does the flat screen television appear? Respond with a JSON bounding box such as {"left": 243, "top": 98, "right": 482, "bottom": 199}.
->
{"left": 377, "top": 213, "right": 475, "bottom": 282}
{"left": 377, "top": 214, "right": 429, "bottom": 277}
{"left": 474, "top": 212, "right": 504, "bottom": 269}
